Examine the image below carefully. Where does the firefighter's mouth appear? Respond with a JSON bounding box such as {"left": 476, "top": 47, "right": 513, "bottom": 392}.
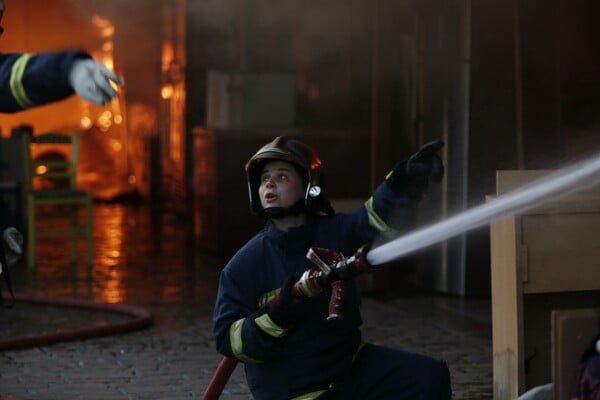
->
{"left": 264, "top": 193, "right": 277, "bottom": 202}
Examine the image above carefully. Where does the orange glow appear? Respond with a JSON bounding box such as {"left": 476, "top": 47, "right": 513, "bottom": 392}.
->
{"left": 128, "top": 175, "right": 137, "bottom": 185}
{"left": 111, "top": 140, "right": 123, "bottom": 152}
{"left": 104, "top": 59, "right": 115, "bottom": 71}
{"left": 310, "top": 158, "right": 322, "bottom": 170}
{"left": 35, "top": 165, "right": 48, "bottom": 175}
{"left": 98, "top": 111, "right": 114, "bottom": 131}
{"left": 80, "top": 116, "right": 93, "bottom": 129}
{"left": 161, "top": 84, "right": 174, "bottom": 99}
{"left": 102, "top": 42, "right": 113, "bottom": 52}
{"left": 168, "top": 82, "right": 185, "bottom": 163}
{"left": 93, "top": 206, "right": 125, "bottom": 303}
{"left": 162, "top": 42, "right": 175, "bottom": 72}
{"left": 92, "top": 15, "right": 115, "bottom": 38}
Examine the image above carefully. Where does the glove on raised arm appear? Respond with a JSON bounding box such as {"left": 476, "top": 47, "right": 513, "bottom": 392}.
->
{"left": 68, "top": 59, "right": 124, "bottom": 106}
{"left": 266, "top": 276, "right": 309, "bottom": 329}
{"left": 2, "top": 227, "right": 24, "bottom": 268}
{"left": 386, "top": 140, "right": 444, "bottom": 199}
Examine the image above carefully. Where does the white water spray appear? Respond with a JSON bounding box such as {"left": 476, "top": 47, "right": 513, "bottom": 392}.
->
{"left": 366, "top": 153, "right": 600, "bottom": 266}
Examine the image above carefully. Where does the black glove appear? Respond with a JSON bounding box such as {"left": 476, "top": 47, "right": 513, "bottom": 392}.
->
{"left": 386, "top": 140, "right": 444, "bottom": 199}
{"left": 266, "top": 276, "right": 309, "bottom": 329}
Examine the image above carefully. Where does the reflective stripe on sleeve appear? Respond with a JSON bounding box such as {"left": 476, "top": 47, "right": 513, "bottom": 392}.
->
{"left": 9, "top": 53, "right": 36, "bottom": 109}
{"left": 258, "top": 288, "right": 279, "bottom": 308}
{"left": 254, "top": 313, "right": 288, "bottom": 338}
{"left": 364, "top": 197, "right": 392, "bottom": 232}
{"left": 229, "top": 318, "right": 260, "bottom": 363}
{"left": 291, "top": 389, "right": 328, "bottom": 400}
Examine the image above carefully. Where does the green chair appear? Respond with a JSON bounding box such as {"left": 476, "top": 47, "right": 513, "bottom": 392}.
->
{"left": 21, "top": 132, "right": 93, "bottom": 270}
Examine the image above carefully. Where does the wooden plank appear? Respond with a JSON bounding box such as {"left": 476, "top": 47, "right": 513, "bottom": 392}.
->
{"left": 490, "top": 213, "right": 524, "bottom": 399}
{"left": 495, "top": 170, "right": 600, "bottom": 198}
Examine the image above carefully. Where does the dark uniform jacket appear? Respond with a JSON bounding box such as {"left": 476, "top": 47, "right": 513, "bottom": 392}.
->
{"left": 213, "top": 182, "right": 419, "bottom": 399}
{"left": 0, "top": 49, "right": 86, "bottom": 113}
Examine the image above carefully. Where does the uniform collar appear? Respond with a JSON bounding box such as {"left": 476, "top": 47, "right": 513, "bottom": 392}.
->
{"left": 265, "top": 219, "right": 315, "bottom": 252}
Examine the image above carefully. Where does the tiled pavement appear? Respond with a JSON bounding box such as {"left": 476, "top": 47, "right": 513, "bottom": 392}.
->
{"left": 0, "top": 203, "right": 492, "bottom": 399}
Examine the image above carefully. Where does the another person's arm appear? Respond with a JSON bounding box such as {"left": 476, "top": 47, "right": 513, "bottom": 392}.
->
{"left": 0, "top": 50, "right": 122, "bottom": 113}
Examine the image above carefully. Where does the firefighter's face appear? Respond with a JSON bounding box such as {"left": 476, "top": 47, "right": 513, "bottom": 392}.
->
{"left": 259, "top": 161, "right": 305, "bottom": 209}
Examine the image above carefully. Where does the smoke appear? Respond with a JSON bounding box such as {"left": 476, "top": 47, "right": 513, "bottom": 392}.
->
{"left": 185, "top": 0, "right": 372, "bottom": 67}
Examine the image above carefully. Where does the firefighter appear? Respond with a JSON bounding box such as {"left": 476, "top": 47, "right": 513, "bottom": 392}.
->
{"left": 212, "top": 136, "right": 451, "bottom": 399}
{"left": 0, "top": 0, "right": 123, "bottom": 113}
{"left": 0, "top": 0, "right": 122, "bottom": 302}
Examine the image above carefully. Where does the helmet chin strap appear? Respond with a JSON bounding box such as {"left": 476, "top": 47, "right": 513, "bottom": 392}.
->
{"left": 260, "top": 199, "right": 307, "bottom": 219}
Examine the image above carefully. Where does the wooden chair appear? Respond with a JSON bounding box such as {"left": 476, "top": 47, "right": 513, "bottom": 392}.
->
{"left": 21, "top": 132, "right": 93, "bottom": 270}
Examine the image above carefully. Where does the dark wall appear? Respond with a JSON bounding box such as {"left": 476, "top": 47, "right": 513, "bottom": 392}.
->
{"left": 519, "top": 0, "right": 563, "bottom": 168}
{"left": 466, "top": 0, "right": 519, "bottom": 296}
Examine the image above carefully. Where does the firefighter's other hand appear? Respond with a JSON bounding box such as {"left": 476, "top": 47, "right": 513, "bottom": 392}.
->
{"left": 2, "top": 227, "right": 24, "bottom": 267}
{"left": 69, "top": 59, "right": 124, "bottom": 106}
{"left": 267, "top": 276, "right": 309, "bottom": 329}
{"left": 386, "top": 140, "right": 444, "bottom": 199}
{"left": 405, "top": 140, "right": 444, "bottom": 183}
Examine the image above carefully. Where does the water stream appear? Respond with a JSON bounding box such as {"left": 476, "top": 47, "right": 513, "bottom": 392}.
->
{"left": 366, "top": 153, "right": 600, "bottom": 266}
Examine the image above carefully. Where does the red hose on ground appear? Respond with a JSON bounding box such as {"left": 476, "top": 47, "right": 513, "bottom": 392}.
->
{"left": 201, "top": 357, "right": 239, "bottom": 400}
{"left": 0, "top": 293, "right": 153, "bottom": 351}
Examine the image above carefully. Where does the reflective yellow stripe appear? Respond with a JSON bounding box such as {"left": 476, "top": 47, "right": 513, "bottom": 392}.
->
{"left": 254, "top": 313, "right": 287, "bottom": 338}
{"left": 291, "top": 389, "right": 327, "bottom": 400}
{"left": 9, "top": 53, "right": 36, "bottom": 109}
{"left": 364, "top": 197, "right": 392, "bottom": 232}
{"left": 259, "top": 288, "right": 279, "bottom": 308}
{"left": 229, "top": 318, "right": 260, "bottom": 363}
{"left": 352, "top": 342, "right": 366, "bottom": 363}
{"left": 291, "top": 344, "right": 366, "bottom": 400}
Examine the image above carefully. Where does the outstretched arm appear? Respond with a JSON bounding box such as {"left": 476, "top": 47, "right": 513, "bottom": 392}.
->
{"left": 0, "top": 50, "right": 123, "bottom": 113}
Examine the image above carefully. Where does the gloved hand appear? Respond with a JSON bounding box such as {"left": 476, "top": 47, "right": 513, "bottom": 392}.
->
{"left": 266, "top": 276, "right": 310, "bottom": 329}
{"left": 386, "top": 140, "right": 444, "bottom": 199}
{"left": 68, "top": 59, "right": 124, "bottom": 106}
{"left": 2, "top": 227, "right": 24, "bottom": 268}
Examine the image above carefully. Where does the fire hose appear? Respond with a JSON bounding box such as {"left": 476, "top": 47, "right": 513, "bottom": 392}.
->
{"left": 202, "top": 151, "right": 600, "bottom": 399}
{"left": 202, "top": 244, "right": 374, "bottom": 400}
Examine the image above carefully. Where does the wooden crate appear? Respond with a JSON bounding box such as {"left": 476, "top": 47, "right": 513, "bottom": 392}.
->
{"left": 489, "top": 170, "right": 600, "bottom": 399}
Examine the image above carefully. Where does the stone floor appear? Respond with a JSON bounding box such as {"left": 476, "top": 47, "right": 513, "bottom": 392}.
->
{"left": 0, "top": 203, "right": 493, "bottom": 399}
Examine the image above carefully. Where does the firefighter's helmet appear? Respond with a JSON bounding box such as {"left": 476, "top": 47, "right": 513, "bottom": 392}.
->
{"left": 244, "top": 136, "right": 334, "bottom": 218}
